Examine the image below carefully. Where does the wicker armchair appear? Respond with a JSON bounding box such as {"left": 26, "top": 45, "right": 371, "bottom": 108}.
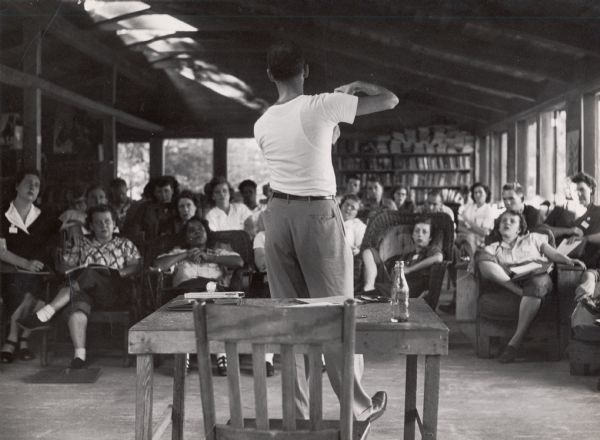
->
{"left": 357, "top": 211, "right": 455, "bottom": 310}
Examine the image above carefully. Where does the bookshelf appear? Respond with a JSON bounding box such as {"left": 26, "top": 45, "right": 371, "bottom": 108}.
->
{"left": 333, "top": 125, "right": 475, "bottom": 204}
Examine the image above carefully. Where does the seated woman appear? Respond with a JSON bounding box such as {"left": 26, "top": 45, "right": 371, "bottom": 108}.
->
{"left": 391, "top": 184, "right": 415, "bottom": 213}
{"left": 340, "top": 194, "right": 367, "bottom": 256}
{"left": 153, "top": 217, "right": 243, "bottom": 376}
{"left": 18, "top": 204, "right": 141, "bottom": 369}
{"left": 456, "top": 182, "right": 496, "bottom": 258}
{"left": 204, "top": 176, "right": 253, "bottom": 235}
{"left": 477, "top": 210, "right": 585, "bottom": 364}
{"left": 361, "top": 217, "right": 443, "bottom": 298}
{"left": 170, "top": 190, "right": 200, "bottom": 235}
{"left": 1, "top": 169, "right": 61, "bottom": 363}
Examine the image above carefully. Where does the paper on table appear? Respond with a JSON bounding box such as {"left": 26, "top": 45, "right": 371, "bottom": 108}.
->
{"left": 290, "top": 295, "right": 350, "bottom": 306}
{"left": 556, "top": 239, "right": 582, "bottom": 256}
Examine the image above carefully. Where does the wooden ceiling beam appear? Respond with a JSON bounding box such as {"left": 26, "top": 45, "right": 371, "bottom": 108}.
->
{"left": 281, "top": 25, "right": 539, "bottom": 102}
{"left": 325, "top": 19, "right": 572, "bottom": 83}
{"left": 11, "top": 3, "right": 157, "bottom": 89}
{"left": 0, "top": 63, "right": 163, "bottom": 132}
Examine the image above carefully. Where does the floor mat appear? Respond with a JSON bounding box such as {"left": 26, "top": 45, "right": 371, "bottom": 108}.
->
{"left": 25, "top": 367, "right": 101, "bottom": 384}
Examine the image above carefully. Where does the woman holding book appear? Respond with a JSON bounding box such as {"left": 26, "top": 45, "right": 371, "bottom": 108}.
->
{"left": 477, "top": 210, "right": 585, "bottom": 363}
{"left": 0, "top": 168, "right": 61, "bottom": 363}
{"left": 18, "top": 204, "right": 141, "bottom": 369}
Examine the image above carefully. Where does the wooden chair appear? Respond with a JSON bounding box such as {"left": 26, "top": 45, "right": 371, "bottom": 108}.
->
{"left": 357, "top": 211, "right": 455, "bottom": 310}
{"left": 474, "top": 228, "right": 563, "bottom": 360}
{"left": 192, "top": 299, "right": 370, "bottom": 440}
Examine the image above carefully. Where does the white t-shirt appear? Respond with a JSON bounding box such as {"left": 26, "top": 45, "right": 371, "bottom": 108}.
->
{"left": 253, "top": 231, "right": 265, "bottom": 250}
{"left": 461, "top": 203, "right": 496, "bottom": 232}
{"left": 344, "top": 218, "right": 366, "bottom": 256}
{"left": 205, "top": 203, "right": 252, "bottom": 232}
{"left": 254, "top": 93, "right": 358, "bottom": 196}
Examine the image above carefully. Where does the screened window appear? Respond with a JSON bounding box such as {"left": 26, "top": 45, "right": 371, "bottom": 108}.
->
{"left": 227, "top": 138, "right": 270, "bottom": 193}
{"left": 117, "top": 142, "right": 149, "bottom": 200}
{"left": 164, "top": 138, "right": 213, "bottom": 192}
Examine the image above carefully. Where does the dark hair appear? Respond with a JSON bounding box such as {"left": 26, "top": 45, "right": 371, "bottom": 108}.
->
{"left": 470, "top": 182, "right": 491, "bottom": 203}
{"left": 176, "top": 189, "right": 197, "bottom": 204}
{"left": 340, "top": 193, "right": 361, "bottom": 207}
{"left": 347, "top": 174, "right": 361, "bottom": 182}
{"left": 86, "top": 204, "right": 117, "bottom": 231}
{"left": 366, "top": 176, "right": 383, "bottom": 186}
{"left": 391, "top": 184, "right": 410, "bottom": 196}
{"left": 502, "top": 182, "right": 524, "bottom": 201}
{"left": 181, "top": 217, "right": 212, "bottom": 247}
{"left": 267, "top": 40, "right": 305, "bottom": 81}
{"left": 571, "top": 172, "right": 597, "bottom": 195}
{"left": 204, "top": 176, "right": 235, "bottom": 204}
{"left": 85, "top": 183, "right": 106, "bottom": 199}
{"left": 14, "top": 168, "right": 41, "bottom": 192}
{"left": 109, "top": 178, "right": 127, "bottom": 190}
{"left": 413, "top": 216, "right": 438, "bottom": 246}
{"left": 427, "top": 190, "right": 443, "bottom": 200}
{"left": 238, "top": 179, "right": 257, "bottom": 192}
{"left": 153, "top": 175, "right": 180, "bottom": 202}
{"left": 498, "top": 210, "right": 528, "bottom": 235}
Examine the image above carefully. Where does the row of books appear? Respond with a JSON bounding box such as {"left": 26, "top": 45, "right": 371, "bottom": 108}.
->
{"left": 335, "top": 125, "right": 475, "bottom": 155}
{"left": 338, "top": 171, "right": 472, "bottom": 188}
{"left": 335, "top": 155, "right": 472, "bottom": 171}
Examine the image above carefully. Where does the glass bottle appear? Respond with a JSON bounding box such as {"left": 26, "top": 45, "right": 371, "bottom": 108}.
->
{"left": 390, "top": 260, "right": 410, "bottom": 322}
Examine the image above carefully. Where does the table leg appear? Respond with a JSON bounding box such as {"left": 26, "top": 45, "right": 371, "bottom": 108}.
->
{"left": 422, "top": 355, "right": 440, "bottom": 440}
{"left": 172, "top": 354, "right": 187, "bottom": 440}
{"left": 404, "top": 355, "right": 418, "bottom": 440}
{"left": 135, "top": 354, "right": 154, "bottom": 440}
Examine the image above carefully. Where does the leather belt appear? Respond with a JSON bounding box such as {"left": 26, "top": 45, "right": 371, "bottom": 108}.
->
{"left": 271, "top": 191, "right": 335, "bottom": 201}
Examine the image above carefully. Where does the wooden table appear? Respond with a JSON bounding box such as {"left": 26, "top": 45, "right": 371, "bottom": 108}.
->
{"left": 129, "top": 298, "right": 449, "bottom": 440}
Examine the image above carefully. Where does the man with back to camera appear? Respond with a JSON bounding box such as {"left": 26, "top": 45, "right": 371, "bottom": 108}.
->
{"left": 254, "top": 40, "right": 398, "bottom": 422}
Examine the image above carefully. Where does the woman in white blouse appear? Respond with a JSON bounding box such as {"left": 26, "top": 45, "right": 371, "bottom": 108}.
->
{"left": 204, "top": 176, "right": 253, "bottom": 234}
{"left": 456, "top": 182, "right": 497, "bottom": 257}
{"left": 340, "top": 194, "right": 366, "bottom": 256}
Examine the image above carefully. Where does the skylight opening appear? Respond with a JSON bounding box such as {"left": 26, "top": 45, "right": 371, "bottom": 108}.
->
{"left": 116, "top": 14, "right": 198, "bottom": 32}
{"left": 146, "top": 37, "right": 198, "bottom": 53}
{"left": 116, "top": 29, "right": 174, "bottom": 46}
{"left": 177, "top": 60, "right": 268, "bottom": 111}
{"left": 84, "top": 1, "right": 150, "bottom": 22}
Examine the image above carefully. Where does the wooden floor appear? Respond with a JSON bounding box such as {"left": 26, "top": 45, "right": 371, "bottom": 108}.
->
{"left": 0, "top": 315, "right": 599, "bottom": 440}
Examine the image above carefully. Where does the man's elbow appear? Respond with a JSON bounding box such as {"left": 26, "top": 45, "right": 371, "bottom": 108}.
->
{"left": 385, "top": 93, "right": 399, "bottom": 110}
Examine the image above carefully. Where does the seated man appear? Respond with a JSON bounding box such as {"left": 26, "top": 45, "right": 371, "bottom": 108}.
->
{"left": 416, "top": 190, "right": 456, "bottom": 224}
{"left": 18, "top": 204, "right": 141, "bottom": 369}
{"left": 361, "top": 217, "right": 443, "bottom": 298}
{"left": 477, "top": 210, "right": 585, "bottom": 364}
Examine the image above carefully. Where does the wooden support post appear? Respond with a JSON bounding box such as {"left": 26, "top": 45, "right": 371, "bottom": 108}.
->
{"left": 22, "top": 19, "right": 42, "bottom": 171}
{"left": 149, "top": 137, "right": 164, "bottom": 178}
{"left": 103, "top": 65, "right": 117, "bottom": 174}
{"left": 515, "top": 120, "right": 528, "bottom": 188}
{"left": 213, "top": 135, "right": 227, "bottom": 178}
{"left": 506, "top": 124, "right": 517, "bottom": 182}
{"left": 581, "top": 93, "right": 599, "bottom": 203}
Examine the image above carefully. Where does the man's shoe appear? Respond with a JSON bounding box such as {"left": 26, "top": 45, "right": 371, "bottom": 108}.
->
{"left": 498, "top": 345, "right": 518, "bottom": 364}
{"left": 17, "top": 313, "right": 51, "bottom": 332}
{"left": 70, "top": 357, "right": 86, "bottom": 369}
{"left": 266, "top": 361, "right": 275, "bottom": 377}
{"left": 216, "top": 356, "right": 227, "bottom": 376}
{"left": 368, "top": 391, "right": 388, "bottom": 423}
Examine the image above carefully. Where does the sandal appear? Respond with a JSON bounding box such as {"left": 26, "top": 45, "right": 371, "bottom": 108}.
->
{"left": 18, "top": 337, "right": 35, "bottom": 361}
{"left": 1, "top": 339, "right": 18, "bottom": 364}
{"left": 216, "top": 355, "right": 227, "bottom": 376}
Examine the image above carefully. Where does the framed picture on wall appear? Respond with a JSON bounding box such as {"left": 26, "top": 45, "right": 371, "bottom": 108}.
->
{"left": 0, "top": 113, "right": 23, "bottom": 150}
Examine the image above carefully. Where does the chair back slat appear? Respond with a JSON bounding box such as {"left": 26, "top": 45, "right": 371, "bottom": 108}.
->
{"left": 193, "top": 302, "right": 217, "bottom": 440}
{"left": 252, "top": 344, "right": 269, "bottom": 430}
{"left": 206, "top": 305, "right": 343, "bottom": 345}
{"left": 225, "top": 342, "right": 243, "bottom": 428}
{"left": 308, "top": 345, "right": 323, "bottom": 430}
{"left": 281, "top": 344, "right": 297, "bottom": 431}
{"left": 340, "top": 301, "right": 357, "bottom": 440}
{"left": 192, "top": 300, "right": 358, "bottom": 440}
